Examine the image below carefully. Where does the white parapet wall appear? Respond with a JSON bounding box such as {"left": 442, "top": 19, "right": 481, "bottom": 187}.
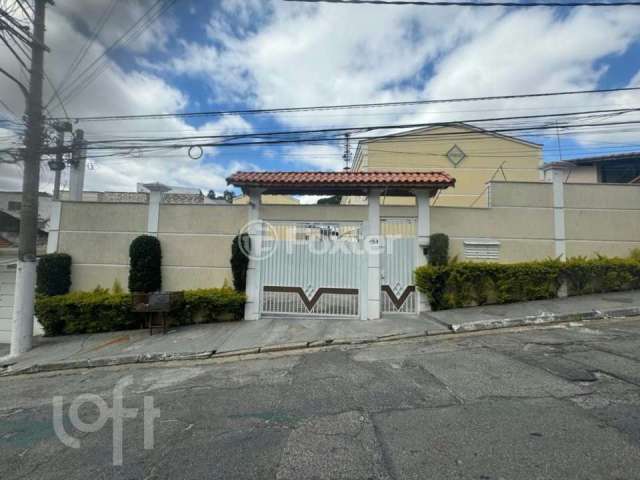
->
{"left": 53, "top": 181, "right": 640, "bottom": 294}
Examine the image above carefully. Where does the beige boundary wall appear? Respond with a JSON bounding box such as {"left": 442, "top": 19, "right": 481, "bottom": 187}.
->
{"left": 53, "top": 181, "right": 640, "bottom": 292}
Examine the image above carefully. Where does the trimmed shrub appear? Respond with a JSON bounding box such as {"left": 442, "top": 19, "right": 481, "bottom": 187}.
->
{"left": 36, "top": 253, "right": 72, "bottom": 296}
{"left": 35, "top": 287, "right": 246, "bottom": 336}
{"left": 231, "top": 233, "right": 250, "bottom": 292}
{"left": 415, "top": 257, "right": 640, "bottom": 311}
{"left": 562, "top": 256, "right": 640, "bottom": 296}
{"left": 426, "top": 233, "right": 449, "bottom": 266}
{"left": 128, "top": 235, "right": 162, "bottom": 293}
{"left": 36, "top": 290, "right": 137, "bottom": 336}
{"left": 179, "top": 287, "right": 246, "bottom": 324}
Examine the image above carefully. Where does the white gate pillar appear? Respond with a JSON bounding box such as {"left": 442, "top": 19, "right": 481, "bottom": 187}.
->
{"left": 244, "top": 188, "right": 264, "bottom": 320}
{"left": 366, "top": 188, "right": 382, "bottom": 320}
{"left": 550, "top": 165, "right": 569, "bottom": 261}
{"left": 142, "top": 183, "right": 170, "bottom": 237}
{"left": 415, "top": 189, "right": 431, "bottom": 313}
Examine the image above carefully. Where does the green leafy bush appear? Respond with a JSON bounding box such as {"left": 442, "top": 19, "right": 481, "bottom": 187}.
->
{"left": 35, "top": 287, "right": 246, "bottom": 336}
{"left": 179, "top": 287, "right": 246, "bottom": 324}
{"left": 231, "top": 233, "right": 250, "bottom": 292}
{"left": 425, "top": 233, "right": 449, "bottom": 266}
{"left": 128, "top": 235, "right": 162, "bottom": 292}
{"left": 562, "top": 257, "right": 640, "bottom": 296}
{"left": 415, "top": 257, "right": 640, "bottom": 311}
{"left": 36, "top": 290, "right": 137, "bottom": 336}
{"left": 36, "top": 253, "right": 72, "bottom": 296}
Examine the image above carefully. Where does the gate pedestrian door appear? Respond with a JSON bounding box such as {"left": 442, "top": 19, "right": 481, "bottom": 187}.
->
{"left": 260, "top": 222, "right": 365, "bottom": 317}
{"left": 381, "top": 219, "right": 417, "bottom": 314}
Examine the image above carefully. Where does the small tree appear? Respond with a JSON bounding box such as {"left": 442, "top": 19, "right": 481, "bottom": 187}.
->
{"left": 36, "top": 253, "right": 72, "bottom": 296}
{"left": 230, "top": 233, "right": 250, "bottom": 292}
{"left": 426, "top": 233, "right": 449, "bottom": 266}
{"left": 128, "top": 235, "right": 162, "bottom": 292}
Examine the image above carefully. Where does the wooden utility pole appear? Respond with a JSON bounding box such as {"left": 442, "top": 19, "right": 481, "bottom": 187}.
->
{"left": 11, "top": 0, "right": 49, "bottom": 356}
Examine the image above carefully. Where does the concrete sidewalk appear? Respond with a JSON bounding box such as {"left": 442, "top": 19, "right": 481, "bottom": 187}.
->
{"left": 1, "top": 290, "right": 640, "bottom": 376}
{"left": 426, "top": 290, "right": 640, "bottom": 332}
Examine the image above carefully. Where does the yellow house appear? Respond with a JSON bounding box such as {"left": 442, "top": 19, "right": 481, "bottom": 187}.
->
{"left": 347, "top": 123, "right": 543, "bottom": 207}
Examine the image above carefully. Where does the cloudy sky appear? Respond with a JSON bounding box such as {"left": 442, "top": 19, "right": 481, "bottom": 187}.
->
{"left": 1, "top": 0, "right": 640, "bottom": 194}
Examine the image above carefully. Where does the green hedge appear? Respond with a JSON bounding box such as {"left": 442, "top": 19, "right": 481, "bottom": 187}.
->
{"left": 37, "top": 253, "right": 72, "bottom": 296}
{"left": 179, "top": 288, "right": 246, "bottom": 325}
{"left": 415, "top": 257, "right": 640, "bottom": 311}
{"left": 36, "top": 287, "right": 246, "bottom": 336}
{"left": 35, "top": 290, "right": 137, "bottom": 336}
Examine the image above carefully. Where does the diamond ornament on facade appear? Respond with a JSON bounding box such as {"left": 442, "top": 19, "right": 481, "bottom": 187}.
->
{"left": 447, "top": 145, "right": 466, "bottom": 167}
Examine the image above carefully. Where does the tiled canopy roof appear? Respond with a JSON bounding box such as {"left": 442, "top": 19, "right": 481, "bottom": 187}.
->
{"left": 227, "top": 171, "right": 455, "bottom": 195}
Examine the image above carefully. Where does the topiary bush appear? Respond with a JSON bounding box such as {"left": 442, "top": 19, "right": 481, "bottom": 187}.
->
{"left": 128, "top": 235, "right": 162, "bottom": 293}
{"left": 36, "top": 253, "right": 72, "bottom": 296}
{"left": 230, "top": 233, "right": 250, "bottom": 292}
{"left": 415, "top": 256, "right": 640, "bottom": 311}
{"left": 425, "top": 233, "right": 449, "bottom": 266}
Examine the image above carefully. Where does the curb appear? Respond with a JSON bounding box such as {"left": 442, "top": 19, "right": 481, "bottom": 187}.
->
{"left": 2, "top": 306, "right": 639, "bottom": 377}
{"left": 449, "top": 306, "right": 640, "bottom": 333}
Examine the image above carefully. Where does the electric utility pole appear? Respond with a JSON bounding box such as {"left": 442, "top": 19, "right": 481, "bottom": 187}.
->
{"left": 11, "top": 0, "right": 49, "bottom": 356}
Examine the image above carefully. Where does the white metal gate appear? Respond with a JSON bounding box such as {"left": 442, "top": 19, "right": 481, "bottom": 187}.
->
{"left": 260, "top": 222, "right": 364, "bottom": 317}
{"left": 381, "top": 219, "right": 417, "bottom": 314}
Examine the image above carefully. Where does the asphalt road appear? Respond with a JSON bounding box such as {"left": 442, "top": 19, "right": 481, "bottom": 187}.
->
{"left": 2, "top": 318, "right": 640, "bottom": 479}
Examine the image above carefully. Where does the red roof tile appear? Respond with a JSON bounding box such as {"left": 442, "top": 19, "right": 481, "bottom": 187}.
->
{"left": 227, "top": 171, "right": 455, "bottom": 191}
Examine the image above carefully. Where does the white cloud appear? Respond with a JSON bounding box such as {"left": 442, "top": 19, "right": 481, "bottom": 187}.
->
{"left": 282, "top": 144, "right": 345, "bottom": 170}
{"left": 0, "top": 3, "right": 249, "bottom": 194}
{"left": 3, "top": 1, "right": 640, "bottom": 196}
{"left": 166, "top": 1, "right": 503, "bottom": 127}
{"left": 164, "top": 2, "right": 640, "bottom": 151}
{"left": 54, "top": 0, "right": 177, "bottom": 55}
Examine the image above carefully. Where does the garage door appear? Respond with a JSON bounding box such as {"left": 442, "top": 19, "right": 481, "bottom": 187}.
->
{"left": 0, "top": 263, "right": 16, "bottom": 343}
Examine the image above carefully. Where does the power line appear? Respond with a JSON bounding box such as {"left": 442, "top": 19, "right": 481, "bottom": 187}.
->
{"left": 79, "top": 119, "right": 640, "bottom": 151}
{"left": 82, "top": 107, "right": 640, "bottom": 145}
{"left": 51, "top": 0, "right": 176, "bottom": 107}
{"left": 49, "top": 86, "right": 640, "bottom": 122}
{"left": 283, "top": 0, "right": 640, "bottom": 6}
{"left": 60, "top": 0, "right": 180, "bottom": 106}
{"left": 47, "top": 0, "right": 118, "bottom": 112}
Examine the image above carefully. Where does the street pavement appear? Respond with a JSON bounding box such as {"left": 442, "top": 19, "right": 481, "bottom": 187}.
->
{"left": 1, "top": 318, "right": 640, "bottom": 479}
{"left": 4, "top": 289, "right": 640, "bottom": 375}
